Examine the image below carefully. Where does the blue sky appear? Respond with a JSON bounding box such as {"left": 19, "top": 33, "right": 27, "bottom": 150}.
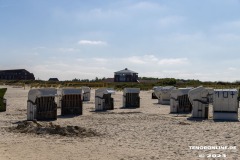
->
{"left": 1, "top": 0, "right": 240, "bottom": 81}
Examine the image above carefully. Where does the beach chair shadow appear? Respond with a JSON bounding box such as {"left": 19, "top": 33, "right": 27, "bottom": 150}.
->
{"left": 89, "top": 110, "right": 109, "bottom": 113}
{"left": 187, "top": 117, "right": 208, "bottom": 122}
{"left": 119, "top": 106, "right": 139, "bottom": 109}
{"left": 213, "top": 119, "right": 239, "bottom": 122}
{"left": 57, "top": 114, "right": 80, "bottom": 119}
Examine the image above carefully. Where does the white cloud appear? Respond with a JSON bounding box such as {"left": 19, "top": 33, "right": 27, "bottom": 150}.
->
{"left": 171, "top": 32, "right": 205, "bottom": 41}
{"left": 129, "top": 1, "right": 166, "bottom": 11}
{"left": 122, "top": 55, "right": 158, "bottom": 64}
{"left": 30, "top": 55, "right": 166, "bottom": 80}
{"left": 125, "top": 55, "right": 189, "bottom": 66}
{"left": 78, "top": 40, "right": 107, "bottom": 45}
{"left": 31, "top": 61, "right": 114, "bottom": 80}
{"left": 158, "top": 58, "right": 189, "bottom": 65}
{"left": 126, "top": 55, "right": 159, "bottom": 64}
{"left": 126, "top": 56, "right": 146, "bottom": 64}
{"left": 87, "top": 8, "right": 125, "bottom": 19}
{"left": 228, "top": 67, "right": 237, "bottom": 71}
{"left": 25, "top": 53, "right": 240, "bottom": 82}
{"left": 143, "top": 55, "right": 158, "bottom": 62}
{"left": 93, "top": 58, "right": 108, "bottom": 63}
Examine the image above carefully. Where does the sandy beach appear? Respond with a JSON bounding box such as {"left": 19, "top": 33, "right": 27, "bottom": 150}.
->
{"left": 0, "top": 85, "right": 239, "bottom": 160}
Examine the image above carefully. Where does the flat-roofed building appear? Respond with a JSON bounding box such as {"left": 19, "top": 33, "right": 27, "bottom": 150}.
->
{"left": 0, "top": 69, "right": 35, "bottom": 80}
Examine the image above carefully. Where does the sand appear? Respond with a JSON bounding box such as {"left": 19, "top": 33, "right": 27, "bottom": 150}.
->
{"left": 0, "top": 85, "right": 239, "bottom": 160}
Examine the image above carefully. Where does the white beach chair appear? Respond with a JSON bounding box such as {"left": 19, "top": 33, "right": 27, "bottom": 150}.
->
{"left": 213, "top": 89, "right": 239, "bottom": 121}
{"left": 170, "top": 88, "right": 193, "bottom": 113}
{"left": 27, "top": 88, "right": 57, "bottom": 121}
{"left": 154, "top": 86, "right": 175, "bottom": 105}
{"left": 188, "top": 86, "right": 213, "bottom": 119}
{"left": 95, "top": 88, "right": 115, "bottom": 111}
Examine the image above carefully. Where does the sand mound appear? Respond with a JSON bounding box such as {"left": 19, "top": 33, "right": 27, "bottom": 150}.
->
{"left": 178, "top": 121, "right": 191, "bottom": 125}
{"left": 8, "top": 121, "right": 100, "bottom": 137}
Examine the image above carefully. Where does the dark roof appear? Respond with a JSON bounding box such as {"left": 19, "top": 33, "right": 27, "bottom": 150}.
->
{"left": 114, "top": 68, "right": 138, "bottom": 74}
{"left": 0, "top": 69, "right": 35, "bottom": 80}
{"left": 48, "top": 78, "right": 59, "bottom": 81}
{"left": 0, "top": 69, "right": 28, "bottom": 72}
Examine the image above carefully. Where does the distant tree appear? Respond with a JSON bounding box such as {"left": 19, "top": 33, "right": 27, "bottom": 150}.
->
{"left": 72, "top": 78, "right": 80, "bottom": 82}
{"left": 139, "top": 77, "right": 159, "bottom": 80}
{"left": 81, "top": 79, "right": 90, "bottom": 82}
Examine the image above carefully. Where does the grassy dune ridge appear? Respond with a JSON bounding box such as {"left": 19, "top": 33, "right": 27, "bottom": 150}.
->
{"left": 1, "top": 78, "right": 240, "bottom": 91}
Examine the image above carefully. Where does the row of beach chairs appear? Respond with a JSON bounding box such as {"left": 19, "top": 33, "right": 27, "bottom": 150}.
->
{"left": 153, "top": 86, "right": 239, "bottom": 121}
{"left": 26, "top": 87, "right": 140, "bottom": 121}
{"left": 95, "top": 88, "right": 140, "bottom": 111}
{"left": 1, "top": 86, "right": 239, "bottom": 121}
{"left": 27, "top": 87, "right": 91, "bottom": 120}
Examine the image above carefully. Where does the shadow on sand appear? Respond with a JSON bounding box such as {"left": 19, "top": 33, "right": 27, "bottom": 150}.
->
{"left": 57, "top": 114, "right": 81, "bottom": 119}
{"left": 187, "top": 117, "right": 208, "bottom": 122}
{"left": 187, "top": 117, "right": 239, "bottom": 122}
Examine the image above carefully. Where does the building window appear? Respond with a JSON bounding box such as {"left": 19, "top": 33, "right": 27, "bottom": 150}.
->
{"left": 119, "top": 75, "right": 125, "bottom": 81}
